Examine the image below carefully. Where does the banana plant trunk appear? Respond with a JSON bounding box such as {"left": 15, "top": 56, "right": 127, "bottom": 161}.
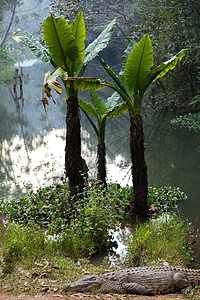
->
{"left": 65, "top": 96, "right": 88, "bottom": 205}
{"left": 130, "top": 115, "right": 149, "bottom": 217}
{"left": 97, "top": 143, "right": 107, "bottom": 188}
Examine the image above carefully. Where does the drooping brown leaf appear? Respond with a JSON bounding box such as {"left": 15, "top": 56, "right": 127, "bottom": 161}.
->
{"left": 41, "top": 67, "right": 68, "bottom": 112}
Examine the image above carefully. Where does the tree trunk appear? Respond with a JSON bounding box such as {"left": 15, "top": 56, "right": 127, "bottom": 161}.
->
{"left": 0, "top": 2, "right": 16, "bottom": 49}
{"left": 65, "top": 96, "right": 88, "bottom": 205}
{"left": 129, "top": 115, "right": 149, "bottom": 218}
{"left": 97, "top": 143, "right": 107, "bottom": 188}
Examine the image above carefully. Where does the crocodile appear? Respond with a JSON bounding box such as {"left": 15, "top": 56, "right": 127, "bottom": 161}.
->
{"left": 63, "top": 266, "right": 200, "bottom": 295}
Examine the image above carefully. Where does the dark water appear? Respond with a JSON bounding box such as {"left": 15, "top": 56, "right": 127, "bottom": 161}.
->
{"left": 0, "top": 62, "right": 200, "bottom": 263}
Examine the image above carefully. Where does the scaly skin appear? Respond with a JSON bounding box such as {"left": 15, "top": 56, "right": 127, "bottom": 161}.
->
{"left": 63, "top": 266, "right": 200, "bottom": 295}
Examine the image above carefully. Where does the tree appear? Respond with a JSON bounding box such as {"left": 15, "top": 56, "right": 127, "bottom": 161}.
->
{"left": 131, "top": 0, "right": 200, "bottom": 110}
{"left": 14, "top": 12, "right": 116, "bottom": 204}
{"left": 79, "top": 90, "right": 127, "bottom": 187}
{"left": 65, "top": 34, "right": 187, "bottom": 217}
{"left": 0, "top": 0, "right": 21, "bottom": 49}
{"left": 50, "top": 0, "right": 136, "bottom": 40}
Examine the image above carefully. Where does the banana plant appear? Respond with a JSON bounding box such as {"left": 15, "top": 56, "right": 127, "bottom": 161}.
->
{"left": 78, "top": 90, "right": 127, "bottom": 187}
{"left": 64, "top": 34, "right": 188, "bottom": 217}
{"left": 14, "top": 12, "right": 116, "bottom": 204}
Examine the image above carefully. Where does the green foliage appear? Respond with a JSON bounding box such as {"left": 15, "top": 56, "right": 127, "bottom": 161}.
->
{"left": 43, "top": 12, "right": 86, "bottom": 75}
{"left": 0, "top": 222, "right": 46, "bottom": 276}
{"left": 0, "top": 47, "right": 14, "bottom": 84}
{"left": 0, "top": 68, "right": 14, "bottom": 85}
{"left": 148, "top": 186, "right": 187, "bottom": 214}
{"left": 0, "top": 183, "right": 189, "bottom": 274}
{"left": 81, "top": 17, "right": 116, "bottom": 76}
{"left": 79, "top": 89, "right": 126, "bottom": 144}
{"left": 15, "top": 12, "right": 116, "bottom": 79}
{"left": 132, "top": 0, "right": 200, "bottom": 109}
{"left": 96, "top": 34, "right": 187, "bottom": 117}
{"left": 13, "top": 30, "right": 53, "bottom": 64}
{"left": 0, "top": 182, "right": 128, "bottom": 258}
{"left": 0, "top": 184, "right": 70, "bottom": 230}
{"left": 126, "top": 214, "right": 193, "bottom": 267}
{"left": 171, "top": 113, "right": 200, "bottom": 132}
{"left": 0, "top": 47, "right": 14, "bottom": 69}
{"left": 0, "top": 184, "right": 187, "bottom": 230}
{"left": 124, "top": 34, "right": 153, "bottom": 92}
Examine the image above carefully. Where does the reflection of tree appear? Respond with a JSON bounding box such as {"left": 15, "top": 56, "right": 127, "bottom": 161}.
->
{"left": 9, "top": 67, "right": 24, "bottom": 110}
{"left": 145, "top": 118, "right": 200, "bottom": 224}
{"left": 145, "top": 117, "right": 200, "bottom": 190}
{"left": 0, "top": 104, "right": 19, "bottom": 197}
{"left": 0, "top": 84, "right": 32, "bottom": 199}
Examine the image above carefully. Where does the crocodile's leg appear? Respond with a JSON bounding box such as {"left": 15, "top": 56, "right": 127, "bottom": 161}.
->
{"left": 173, "top": 272, "right": 192, "bottom": 294}
{"left": 122, "top": 282, "right": 155, "bottom": 295}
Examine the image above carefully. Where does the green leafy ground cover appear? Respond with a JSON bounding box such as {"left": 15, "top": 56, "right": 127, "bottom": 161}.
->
{"left": 0, "top": 183, "right": 197, "bottom": 297}
{"left": 0, "top": 184, "right": 186, "bottom": 229}
{"left": 171, "top": 113, "right": 200, "bottom": 132}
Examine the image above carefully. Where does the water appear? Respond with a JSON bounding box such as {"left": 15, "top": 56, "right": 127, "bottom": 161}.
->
{"left": 0, "top": 61, "right": 200, "bottom": 263}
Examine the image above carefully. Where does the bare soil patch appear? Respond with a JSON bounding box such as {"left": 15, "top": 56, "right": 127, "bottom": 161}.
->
{"left": 0, "top": 293, "right": 185, "bottom": 299}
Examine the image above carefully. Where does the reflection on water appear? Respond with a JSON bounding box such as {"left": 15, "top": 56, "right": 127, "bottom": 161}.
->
{"left": 1, "top": 129, "right": 66, "bottom": 196}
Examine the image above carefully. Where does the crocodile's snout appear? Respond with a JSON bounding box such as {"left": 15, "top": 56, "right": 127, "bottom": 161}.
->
{"left": 63, "top": 283, "right": 70, "bottom": 290}
{"left": 63, "top": 275, "right": 102, "bottom": 292}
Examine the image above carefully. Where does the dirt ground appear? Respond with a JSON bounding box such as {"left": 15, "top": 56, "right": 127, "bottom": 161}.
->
{"left": 0, "top": 293, "right": 185, "bottom": 300}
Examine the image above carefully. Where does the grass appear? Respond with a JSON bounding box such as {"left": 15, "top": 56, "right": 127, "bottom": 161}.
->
{"left": 126, "top": 213, "right": 194, "bottom": 267}
{"left": 0, "top": 255, "right": 108, "bottom": 295}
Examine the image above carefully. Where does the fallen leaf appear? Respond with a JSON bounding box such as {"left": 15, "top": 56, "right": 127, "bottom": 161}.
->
{"left": 32, "top": 272, "right": 40, "bottom": 278}
{"left": 51, "top": 266, "right": 60, "bottom": 270}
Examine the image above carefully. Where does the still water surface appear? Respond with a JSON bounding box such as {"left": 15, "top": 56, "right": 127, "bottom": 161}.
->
{"left": 0, "top": 62, "right": 200, "bottom": 245}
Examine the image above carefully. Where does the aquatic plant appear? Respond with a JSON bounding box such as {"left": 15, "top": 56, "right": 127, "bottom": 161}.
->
{"left": 171, "top": 113, "right": 200, "bottom": 132}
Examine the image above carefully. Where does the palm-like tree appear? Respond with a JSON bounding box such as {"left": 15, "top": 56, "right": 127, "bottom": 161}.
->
{"left": 65, "top": 34, "right": 187, "bottom": 217}
{"left": 14, "top": 12, "right": 116, "bottom": 204}
{"left": 79, "top": 90, "right": 127, "bottom": 187}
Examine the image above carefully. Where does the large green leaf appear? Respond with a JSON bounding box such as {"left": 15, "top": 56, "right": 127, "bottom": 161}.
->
{"left": 43, "top": 12, "right": 86, "bottom": 74}
{"left": 90, "top": 89, "right": 107, "bottom": 116}
{"left": 79, "top": 18, "right": 116, "bottom": 76}
{"left": 151, "top": 49, "right": 187, "bottom": 83}
{"left": 66, "top": 11, "right": 86, "bottom": 69}
{"left": 66, "top": 77, "right": 134, "bottom": 116}
{"left": 105, "top": 92, "right": 120, "bottom": 112}
{"left": 13, "top": 30, "right": 54, "bottom": 65}
{"left": 78, "top": 98, "right": 97, "bottom": 118}
{"left": 140, "top": 49, "right": 188, "bottom": 96}
{"left": 43, "top": 15, "right": 72, "bottom": 71}
{"left": 66, "top": 77, "right": 107, "bottom": 91}
{"left": 98, "top": 56, "right": 129, "bottom": 95}
{"left": 124, "top": 34, "right": 153, "bottom": 91}
{"left": 119, "top": 39, "right": 137, "bottom": 79}
{"left": 107, "top": 102, "right": 128, "bottom": 118}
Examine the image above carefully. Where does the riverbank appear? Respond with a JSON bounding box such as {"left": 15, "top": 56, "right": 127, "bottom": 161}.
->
{"left": 0, "top": 183, "right": 198, "bottom": 298}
